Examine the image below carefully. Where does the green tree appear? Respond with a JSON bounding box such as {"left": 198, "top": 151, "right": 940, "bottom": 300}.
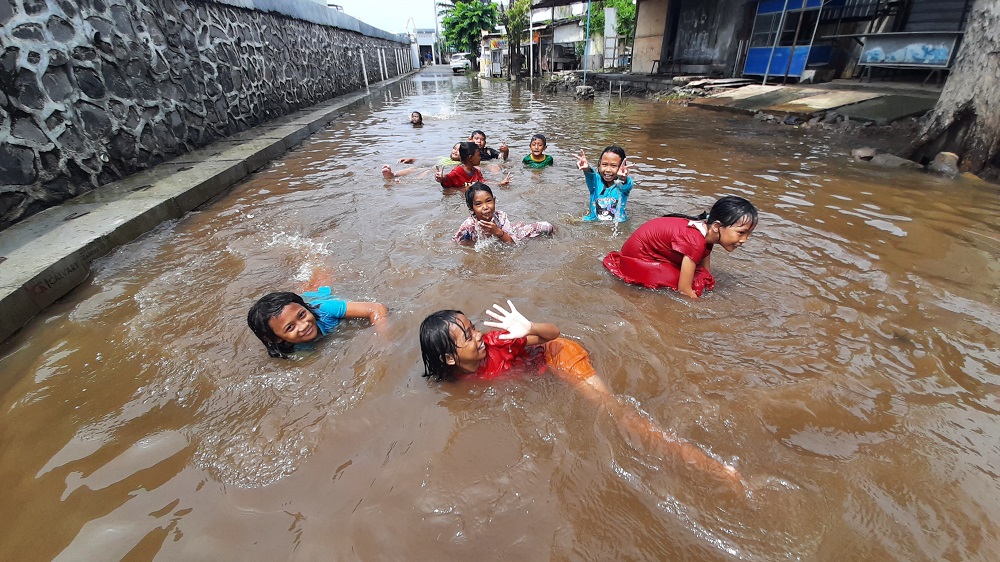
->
{"left": 441, "top": 1, "right": 498, "bottom": 58}
{"left": 586, "top": 0, "right": 638, "bottom": 42}
{"left": 498, "top": 0, "right": 530, "bottom": 77}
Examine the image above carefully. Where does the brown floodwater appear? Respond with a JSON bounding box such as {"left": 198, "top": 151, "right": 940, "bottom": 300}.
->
{"left": 2, "top": 70, "right": 999, "bottom": 560}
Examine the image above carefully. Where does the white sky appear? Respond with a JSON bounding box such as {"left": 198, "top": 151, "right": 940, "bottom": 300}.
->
{"left": 334, "top": 0, "right": 441, "bottom": 34}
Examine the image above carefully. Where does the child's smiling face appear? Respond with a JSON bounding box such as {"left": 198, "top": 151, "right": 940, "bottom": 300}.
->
{"left": 529, "top": 138, "right": 546, "bottom": 156}
{"left": 268, "top": 303, "right": 319, "bottom": 345}
{"left": 714, "top": 217, "right": 756, "bottom": 252}
{"left": 470, "top": 190, "right": 496, "bottom": 222}
{"left": 449, "top": 313, "right": 486, "bottom": 372}
{"left": 471, "top": 132, "right": 487, "bottom": 149}
{"left": 597, "top": 152, "right": 623, "bottom": 184}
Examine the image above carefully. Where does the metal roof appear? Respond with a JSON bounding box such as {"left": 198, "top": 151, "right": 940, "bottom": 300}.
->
{"left": 531, "top": 0, "right": 586, "bottom": 9}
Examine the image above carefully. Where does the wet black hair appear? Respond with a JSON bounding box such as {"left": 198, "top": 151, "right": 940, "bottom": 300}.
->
{"left": 458, "top": 141, "right": 480, "bottom": 163}
{"left": 530, "top": 133, "right": 547, "bottom": 147}
{"left": 411, "top": 111, "right": 423, "bottom": 125}
{"left": 600, "top": 145, "right": 626, "bottom": 163}
{"left": 665, "top": 195, "right": 759, "bottom": 228}
{"left": 464, "top": 182, "right": 494, "bottom": 212}
{"left": 247, "top": 292, "right": 318, "bottom": 359}
{"left": 420, "top": 309, "right": 466, "bottom": 380}
{"left": 470, "top": 130, "right": 486, "bottom": 140}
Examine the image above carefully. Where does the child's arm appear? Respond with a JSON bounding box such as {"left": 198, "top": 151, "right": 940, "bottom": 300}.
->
{"left": 343, "top": 301, "right": 388, "bottom": 324}
{"left": 574, "top": 149, "right": 590, "bottom": 171}
{"left": 435, "top": 166, "right": 464, "bottom": 189}
{"left": 700, "top": 254, "right": 711, "bottom": 274}
{"left": 678, "top": 256, "right": 700, "bottom": 299}
{"left": 483, "top": 300, "right": 559, "bottom": 345}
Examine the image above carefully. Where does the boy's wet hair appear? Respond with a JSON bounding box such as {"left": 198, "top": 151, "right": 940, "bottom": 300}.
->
{"left": 531, "top": 134, "right": 546, "bottom": 147}
{"left": 464, "top": 182, "right": 494, "bottom": 211}
{"left": 247, "top": 292, "right": 317, "bottom": 358}
{"left": 411, "top": 111, "right": 423, "bottom": 125}
{"left": 420, "top": 310, "right": 465, "bottom": 380}
{"left": 458, "top": 141, "right": 480, "bottom": 162}
{"left": 470, "top": 130, "right": 486, "bottom": 140}
{"left": 601, "top": 145, "right": 626, "bottom": 162}
{"left": 665, "top": 195, "right": 759, "bottom": 228}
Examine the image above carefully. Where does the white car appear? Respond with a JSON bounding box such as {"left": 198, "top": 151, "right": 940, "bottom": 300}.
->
{"left": 450, "top": 52, "right": 473, "bottom": 74}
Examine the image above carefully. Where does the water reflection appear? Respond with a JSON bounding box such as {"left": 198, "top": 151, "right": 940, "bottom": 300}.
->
{"left": 1, "top": 71, "right": 998, "bottom": 560}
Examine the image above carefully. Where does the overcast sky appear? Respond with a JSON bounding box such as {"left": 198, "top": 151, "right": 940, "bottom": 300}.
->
{"left": 335, "top": 0, "right": 441, "bottom": 34}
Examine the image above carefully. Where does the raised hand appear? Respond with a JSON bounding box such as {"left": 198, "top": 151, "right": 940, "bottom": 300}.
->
{"left": 477, "top": 218, "right": 503, "bottom": 237}
{"left": 575, "top": 149, "right": 589, "bottom": 170}
{"left": 483, "top": 300, "right": 532, "bottom": 340}
{"left": 618, "top": 158, "right": 630, "bottom": 179}
{"left": 433, "top": 165, "right": 444, "bottom": 184}
{"left": 498, "top": 172, "right": 512, "bottom": 186}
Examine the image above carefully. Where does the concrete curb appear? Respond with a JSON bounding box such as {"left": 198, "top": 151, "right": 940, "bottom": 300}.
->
{"left": 0, "top": 71, "right": 416, "bottom": 345}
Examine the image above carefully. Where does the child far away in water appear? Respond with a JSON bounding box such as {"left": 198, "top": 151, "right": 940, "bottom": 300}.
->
{"left": 435, "top": 141, "right": 511, "bottom": 189}
{"left": 419, "top": 301, "right": 741, "bottom": 487}
{"left": 470, "top": 129, "right": 509, "bottom": 161}
{"left": 574, "top": 145, "right": 633, "bottom": 222}
{"left": 522, "top": 134, "right": 553, "bottom": 168}
{"left": 247, "top": 287, "right": 387, "bottom": 358}
{"left": 410, "top": 111, "right": 423, "bottom": 127}
{"left": 604, "top": 195, "right": 758, "bottom": 298}
{"left": 453, "top": 182, "right": 553, "bottom": 245}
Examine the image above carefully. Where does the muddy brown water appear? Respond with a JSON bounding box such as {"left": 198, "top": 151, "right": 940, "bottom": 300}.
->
{"left": 2, "top": 73, "right": 998, "bottom": 560}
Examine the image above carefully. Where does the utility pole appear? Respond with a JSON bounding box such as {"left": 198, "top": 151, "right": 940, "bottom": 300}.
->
{"left": 433, "top": 0, "right": 442, "bottom": 64}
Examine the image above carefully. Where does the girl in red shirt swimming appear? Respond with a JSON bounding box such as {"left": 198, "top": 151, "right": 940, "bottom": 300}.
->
{"left": 434, "top": 142, "right": 511, "bottom": 189}
{"left": 419, "top": 301, "right": 741, "bottom": 486}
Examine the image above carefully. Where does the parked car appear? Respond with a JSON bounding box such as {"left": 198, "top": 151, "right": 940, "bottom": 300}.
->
{"left": 450, "top": 52, "right": 473, "bottom": 74}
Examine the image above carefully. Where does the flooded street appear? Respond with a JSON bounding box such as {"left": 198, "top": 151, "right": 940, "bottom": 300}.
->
{"left": 2, "top": 68, "right": 999, "bottom": 560}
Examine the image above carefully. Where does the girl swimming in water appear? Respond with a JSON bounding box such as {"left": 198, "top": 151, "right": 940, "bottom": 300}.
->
{"left": 603, "top": 195, "right": 758, "bottom": 298}
{"left": 247, "top": 287, "right": 387, "bottom": 358}
{"left": 381, "top": 144, "right": 462, "bottom": 181}
{"left": 419, "top": 301, "right": 741, "bottom": 485}
{"left": 453, "top": 183, "right": 553, "bottom": 245}
{"left": 574, "top": 145, "right": 633, "bottom": 222}
{"left": 435, "top": 142, "right": 511, "bottom": 189}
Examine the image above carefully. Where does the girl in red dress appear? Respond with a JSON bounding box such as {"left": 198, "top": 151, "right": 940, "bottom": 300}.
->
{"left": 604, "top": 195, "right": 758, "bottom": 298}
{"left": 434, "top": 141, "right": 511, "bottom": 189}
{"left": 419, "top": 301, "right": 742, "bottom": 486}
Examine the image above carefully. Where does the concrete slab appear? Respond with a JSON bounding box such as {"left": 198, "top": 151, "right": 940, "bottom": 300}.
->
{"left": 0, "top": 70, "right": 417, "bottom": 345}
{"left": 766, "top": 90, "right": 883, "bottom": 116}
{"left": 704, "top": 84, "right": 785, "bottom": 101}
{"left": 836, "top": 94, "right": 936, "bottom": 124}
{"left": 691, "top": 86, "right": 824, "bottom": 113}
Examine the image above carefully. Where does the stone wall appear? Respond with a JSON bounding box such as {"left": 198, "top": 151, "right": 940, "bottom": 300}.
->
{"left": 0, "top": 0, "right": 411, "bottom": 230}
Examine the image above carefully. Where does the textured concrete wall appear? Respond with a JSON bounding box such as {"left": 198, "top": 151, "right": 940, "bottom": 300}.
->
{"left": 0, "top": 0, "right": 410, "bottom": 230}
{"left": 673, "top": 0, "right": 746, "bottom": 73}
